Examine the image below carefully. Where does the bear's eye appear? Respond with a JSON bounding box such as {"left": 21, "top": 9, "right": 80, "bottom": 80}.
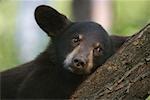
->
{"left": 93, "top": 43, "right": 103, "bottom": 56}
{"left": 72, "top": 37, "right": 80, "bottom": 43}
{"left": 72, "top": 34, "right": 82, "bottom": 46}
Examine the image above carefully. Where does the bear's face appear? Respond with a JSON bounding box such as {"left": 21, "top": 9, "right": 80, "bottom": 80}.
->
{"left": 35, "top": 5, "right": 113, "bottom": 75}
{"left": 56, "top": 22, "right": 112, "bottom": 74}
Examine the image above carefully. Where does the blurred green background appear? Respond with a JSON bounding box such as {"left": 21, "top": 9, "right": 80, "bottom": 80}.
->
{"left": 0, "top": 0, "right": 150, "bottom": 71}
{"left": 0, "top": 1, "right": 19, "bottom": 70}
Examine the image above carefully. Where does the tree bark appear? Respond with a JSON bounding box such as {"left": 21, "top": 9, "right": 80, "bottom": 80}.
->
{"left": 71, "top": 24, "right": 150, "bottom": 100}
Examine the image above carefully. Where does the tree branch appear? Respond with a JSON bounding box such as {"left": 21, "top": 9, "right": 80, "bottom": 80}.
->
{"left": 71, "top": 24, "right": 150, "bottom": 100}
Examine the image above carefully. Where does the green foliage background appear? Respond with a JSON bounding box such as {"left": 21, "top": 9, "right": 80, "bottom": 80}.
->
{"left": 112, "top": 0, "right": 150, "bottom": 36}
{"left": 0, "top": 1, "right": 19, "bottom": 71}
{"left": 0, "top": 0, "right": 150, "bottom": 71}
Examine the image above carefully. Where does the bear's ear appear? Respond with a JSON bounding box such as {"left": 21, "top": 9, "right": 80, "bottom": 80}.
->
{"left": 35, "top": 5, "right": 71, "bottom": 37}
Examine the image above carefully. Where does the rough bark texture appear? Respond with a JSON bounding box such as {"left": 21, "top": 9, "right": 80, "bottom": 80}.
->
{"left": 71, "top": 24, "right": 150, "bottom": 100}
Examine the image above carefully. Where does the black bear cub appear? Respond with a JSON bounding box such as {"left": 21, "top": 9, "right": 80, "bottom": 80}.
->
{"left": 1, "top": 5, "right": 128, "bottom": 99}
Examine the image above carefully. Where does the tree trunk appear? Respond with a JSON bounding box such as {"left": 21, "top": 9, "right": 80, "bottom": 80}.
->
{"left": 71, "top": 24, "right": 150, "bottom": 100}
{"left": 72, "top": 0, "right": 91, "bottom": 21}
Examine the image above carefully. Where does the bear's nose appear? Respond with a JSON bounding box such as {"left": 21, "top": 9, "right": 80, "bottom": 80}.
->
{"left": 73, "top": 58, "right": 86, "bottom": 69}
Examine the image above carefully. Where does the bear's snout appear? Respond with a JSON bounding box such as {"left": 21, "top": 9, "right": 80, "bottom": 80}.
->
{"left": 72, "top": 57, "right": 87, "bottom": 69}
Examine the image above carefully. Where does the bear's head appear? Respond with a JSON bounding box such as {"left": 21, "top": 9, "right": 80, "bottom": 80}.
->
{"left": 35, "top": 5, "right": 113, "bottom": 75}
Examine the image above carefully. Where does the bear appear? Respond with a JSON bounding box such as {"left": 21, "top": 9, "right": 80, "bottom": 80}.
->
{"left": 1, "top": 5, "right": 129, "bottom": 99}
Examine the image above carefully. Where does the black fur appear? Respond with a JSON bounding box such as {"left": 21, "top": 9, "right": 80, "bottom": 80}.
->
{"left": 1, "top": 5, "right": 129, "bottom": 99}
